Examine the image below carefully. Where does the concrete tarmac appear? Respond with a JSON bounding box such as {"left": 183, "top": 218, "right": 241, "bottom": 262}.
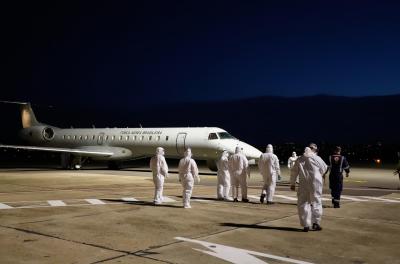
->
{"left": 0, "top": 166, "right": 399, "bottom": 264}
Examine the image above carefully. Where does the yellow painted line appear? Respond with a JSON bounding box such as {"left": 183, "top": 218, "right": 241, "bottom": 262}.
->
{"left": 344, "top": 180, "right": 367, "bottom": 183}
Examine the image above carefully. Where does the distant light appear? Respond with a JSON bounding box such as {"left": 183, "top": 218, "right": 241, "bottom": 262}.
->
{"left": 375, "top": 159, "right": 381, "bottom": 164}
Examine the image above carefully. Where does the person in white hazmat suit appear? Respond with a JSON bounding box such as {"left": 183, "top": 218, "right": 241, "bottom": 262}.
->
{"left": 290, "top": 144, "right": 328, "bottom": 232}
{"left": 258, "top": 144, "right": 281, "bottom": 204}
{"left": 288, "top": 151, "right": 298, "bottom": 183}
{"left": 217, "top": 150, "right": 232, "bottom": 201}
{"left": 178, "top": 148, "right": 200, "bottom": 208}
{"left": 149, "top": 147, "right": 169, "bottom": 205}
{"left": 229, "top": 146, "right": 250, "bottom": 202}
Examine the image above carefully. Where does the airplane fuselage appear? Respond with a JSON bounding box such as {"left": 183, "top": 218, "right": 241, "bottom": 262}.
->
{"left": 19, "top": 125, "right": 262, "bottom": 162}
{"left": 0, "top": 102, "right": 262, "bottom": 170}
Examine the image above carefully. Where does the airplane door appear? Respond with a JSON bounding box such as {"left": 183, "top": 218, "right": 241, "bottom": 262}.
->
{"left": 97, "top": 132, "right": 105, "bottom": 145}
{"left": 176, "top": 133, "right": 187, "bottom": 156}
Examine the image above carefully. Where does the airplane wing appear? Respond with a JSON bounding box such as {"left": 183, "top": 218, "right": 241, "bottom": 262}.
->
{"left": 0, "top": 144, "right": 114, "bottom": 158}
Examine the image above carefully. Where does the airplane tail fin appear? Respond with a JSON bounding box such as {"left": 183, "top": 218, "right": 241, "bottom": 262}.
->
{"left": 0, "top": 101, "right": 41, "bottom": 128}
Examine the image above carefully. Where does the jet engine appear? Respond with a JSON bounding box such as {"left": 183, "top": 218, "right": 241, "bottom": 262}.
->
{"left": 42, "top": 127, "right": 55, "bottom": 141}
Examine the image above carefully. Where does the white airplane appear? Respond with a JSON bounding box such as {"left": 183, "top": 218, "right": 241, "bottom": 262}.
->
{"left": 0, "top": 101, "right": 262, "bottom": 170}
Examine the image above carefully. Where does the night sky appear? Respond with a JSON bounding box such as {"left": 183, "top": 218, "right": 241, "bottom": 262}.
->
{"left": 1, "top": 0, "right": 400, "bottom": 108}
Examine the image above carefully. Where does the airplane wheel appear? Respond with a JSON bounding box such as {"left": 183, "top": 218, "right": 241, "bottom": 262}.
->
{"left": 207, "top": 160, "right": 218, "bottom": 172}
{"left": 108, "top": 161, "right": 122, "bottom": 170}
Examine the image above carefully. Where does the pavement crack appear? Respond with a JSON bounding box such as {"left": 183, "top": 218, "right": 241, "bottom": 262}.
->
{"left": 325, "top": 215, "right": 400, "bottom": 226}
{"left": 0, "top": 224, "right": 129, "bottom": 254}
{"left": 89, "top": 249, "right": 178, "bottom": 264}
{"left": 0, "top": 224, "right": 178, "bottom": 264}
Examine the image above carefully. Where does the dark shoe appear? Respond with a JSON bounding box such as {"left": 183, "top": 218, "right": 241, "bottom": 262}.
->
{"left": 334, "top": 203, "right": 340, "bottom": 208}
{"left": 312, "top": 223, "right": 322, "bottom": 231}
{"left": 260, "top": 193, "right": 265, "bottom": 204}
{"left": 233, "top": 198, "right": 238, "bottom": 202}
{"left": 303, "top": 227, "right": 310, "bottom": 232}
{"left": 242, "top": 198, "right": 249, "bottom": 203}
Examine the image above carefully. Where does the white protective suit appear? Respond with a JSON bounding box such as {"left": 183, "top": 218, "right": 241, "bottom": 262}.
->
{"left": 288, "top": 152, "right": 298, "bottom": 169}
{"left": 149, "top": 147, "right": 169, "bottom": 205}
{"left": 288, "top": 151, "right": 298, "bottom": 183}
{"left": 229, "top": 146, "right": 250, "bottom": 201}
{"left": 258, "top": 144, "right": 281, "bottom": 203}
{"left": 178, "top": 148, "right": 200, "bottom": 208}
{"left": 217, "top": 150, "right": 231, "bottom": 200}
{"left": 290, "top": 147, "right": 328, "bottom": 228}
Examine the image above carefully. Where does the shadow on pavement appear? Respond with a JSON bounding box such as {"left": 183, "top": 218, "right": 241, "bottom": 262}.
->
{"left": 221, "top": 222, "right": 303, "bottom": 232}
{"left": 102, "top": 199, "right": 183, "bottom": 208}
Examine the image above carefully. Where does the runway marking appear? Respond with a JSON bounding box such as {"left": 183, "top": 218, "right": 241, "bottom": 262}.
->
{"left": 47, "top": 200, "right": 66, "bottom": 207}
{"left": 121, "top": 197, "right": 138, "bottom": 202}
{"left": 191, "top": 198, "right": 212, "bottom": 202}
{"left": 248, "top": 195, "right": 260, "bottom": 201}
{"left": 85, "top": 199, "right": 106, "bottom": 205}
{"left": 175, "top": 237, "right": 314, "bottom": 264}
{"left": 359, "top": 196, "right": 400, "bottom": 203}
{"left": 162, "top": 196, "right": 177, "bottom": 202}
{"left": 344, "top": 180, "right": 367, "bottom": 183}
{"left": 0, "top": 203, "right": 13, "bottom": 209}
{"left": 1, "top": 193, "right": 400, "bottom": 210}
{"left": 341, "top": 195, "right": 369, "bottom": 202}
{"left": 274, "top": 195, "right": 297, "bottom": 201}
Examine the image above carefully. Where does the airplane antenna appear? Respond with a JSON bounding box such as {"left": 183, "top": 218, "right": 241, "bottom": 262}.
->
{"left": 139, "top": 123, "right": 143, "bottom": 128}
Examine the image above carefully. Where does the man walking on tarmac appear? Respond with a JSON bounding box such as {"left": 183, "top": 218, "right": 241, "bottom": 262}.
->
{"left": 290, "top": 144, "right": 327, "bottom": 232}
{"left": 150, "top": 147, "right": 169, "bottom": 205}
{"left": 229, "top": 146, "right": 250, "bottom": 202}
{"left": 259, "top": 144, "right": 281, "bottom": 204}
{"left": 324, "top": 146, "right": 350, "bottom": 208}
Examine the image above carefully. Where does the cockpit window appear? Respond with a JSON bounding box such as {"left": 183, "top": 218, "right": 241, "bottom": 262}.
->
{"left": 208, "top": 133, "right": 219, "bottom": 140}
{"left": 218, "top": 132, "right": 235, "bottom": 139}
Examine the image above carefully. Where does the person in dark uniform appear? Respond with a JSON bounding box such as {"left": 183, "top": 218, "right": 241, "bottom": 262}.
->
{"left": 324, "top": 146, "right": 350, "bottom": 208}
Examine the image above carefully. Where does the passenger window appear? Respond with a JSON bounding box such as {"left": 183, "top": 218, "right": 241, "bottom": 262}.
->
{"left": 149, "top": 136, "right": 152, "bottom": 141}
{"left": 126, "top": 136, "right": 129, "bottom": 141}
{"left": 119, "top": 136, "right": 123, "bottom": 140}
{"left": 208, "top": 133, "right": 218, "bottom": 140}
{"left": 63, "top": 135, "right": 66, "bottom": 139}
{"left": 157, "top": 136, "right": 160, "bottom": 141}
{"left": 92, "top": 135, "right": 95, "bottom": 140}
{"left": 74, "top": 135, "right": 77, "bottom": 140}
{"left": 105, "top": 135, "right": 109, "bottom": 141}
{"left": 166, "top": 136, "right": 169, "bottom": 141}
{"left": 67, "top": 135, "right": 70, "bottom": 140}
{"left": 134, "top": 135, "right": 137, "bottom": 141}
{"left": 79, "top": 136, "right": 82, "bottom": 140}
{"left": 112, "top": 135, "right": 115, "bottom": 140}
{"left": 140, "top": 136, "right": 144, "bottom": 141}
{"left": 85, "top": 135, "right": 88, "bottom": 140}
